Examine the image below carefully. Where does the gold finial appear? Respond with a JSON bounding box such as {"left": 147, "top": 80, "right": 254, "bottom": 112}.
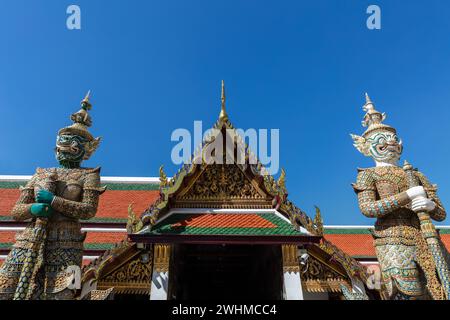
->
{"left": 278, "top": 168, "right": 286, "bottom": 191}
{"left": 159, "top": 165, "right": 168, "bottom": 188}
{"left": 126, "top": 203, "right": 143, "bottom": 234}
{"left": 314, "top": 206, "right": 324, "bottom": 236}
{"left": 219, "top": 80, "right": 228, "bottom": 121}
{"left": 81, "top": 90, "right": 92, "bottom": 110}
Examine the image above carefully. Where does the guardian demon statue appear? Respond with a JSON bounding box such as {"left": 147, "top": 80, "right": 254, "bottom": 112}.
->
{"left": 351, "top": 94, "right": 450, "bottom": 300}
{"left": 0, "top": 93, "right": 104, "bottom": 300}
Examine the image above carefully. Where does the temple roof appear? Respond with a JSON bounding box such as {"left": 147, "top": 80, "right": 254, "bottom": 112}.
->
{"left": 131, "top": 211, "right": 320, "bottom": 245}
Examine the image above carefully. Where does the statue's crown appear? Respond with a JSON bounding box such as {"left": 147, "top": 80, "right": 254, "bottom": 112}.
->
{"left": 57, "top": 91, "right": 101, "bottom": 160}
{"left": 58, "top": 91, "right": 95, "bottom": 141}
{"left": 360, "top": 93, "right": 396, "bottom": 138}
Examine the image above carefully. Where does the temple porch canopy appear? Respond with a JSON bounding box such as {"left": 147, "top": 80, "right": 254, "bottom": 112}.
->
{"left": 129, "top": 208, "right": 320, "bottom": 245}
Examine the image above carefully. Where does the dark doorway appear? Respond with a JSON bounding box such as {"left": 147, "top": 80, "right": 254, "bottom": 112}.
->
{"left": 168, "top": 244, "right": 283, "bottom": 300}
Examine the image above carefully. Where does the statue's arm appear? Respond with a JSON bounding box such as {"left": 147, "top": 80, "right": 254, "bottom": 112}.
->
{"left": 11, "top": 181, "right": 35, "bottom": 221}
{"left": 416, "top": 171, "right": 446, "bottom": 222}
{"left": 353, "top": 170, "right": 410, "bottom": 218}
{"left": 50, "top": 169, "right": 104, "bottom": 220}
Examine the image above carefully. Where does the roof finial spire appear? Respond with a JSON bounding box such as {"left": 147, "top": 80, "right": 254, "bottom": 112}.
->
{"left": 219, "top": 80, "right": 228, "bottom": 121}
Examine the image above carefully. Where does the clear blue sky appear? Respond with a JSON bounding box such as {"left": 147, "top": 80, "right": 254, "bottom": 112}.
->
{"left": 0, "top": 0, "right": 449, "bottom": 225}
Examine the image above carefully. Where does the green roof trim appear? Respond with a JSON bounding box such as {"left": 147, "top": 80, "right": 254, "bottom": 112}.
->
{"left": 84, "top": 243, "right": 117, "bottom": 250}
{"left": 324, "top": 228, "right": 373, "bottom": 235}
{"left": 0, "top": 181, "right": 160, "bottom": 191}
{"left": 0, "top": 181, "right": 26, "bottom": 189}
{"left": 148, "top": 213, "right": 303, "bottom": 236}
{"left": 101, "top": 183, "right": 160, "bottom": 191}
{"left": 0, "top": 242, "right": 13, "bottom": 249}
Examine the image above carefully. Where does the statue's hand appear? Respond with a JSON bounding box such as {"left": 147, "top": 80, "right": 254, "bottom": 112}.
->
{"left": 412, "top": 197, "right": 436, "bottom": 213}
{"left": 30, "top": 203, "right": 53, "bottom": 218}
{"left": 36, "top": 189, "right": 55, "bottom": 204}
{"left": 406, "top": 186, "right": 426, "bottom": 200}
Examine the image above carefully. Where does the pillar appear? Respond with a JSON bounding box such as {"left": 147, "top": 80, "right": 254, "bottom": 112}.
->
{"left": 282, "top": 244, "right": 304, "bottom": 300}
{"left": 150, "top": 244, "right": 171, "bottom": 300}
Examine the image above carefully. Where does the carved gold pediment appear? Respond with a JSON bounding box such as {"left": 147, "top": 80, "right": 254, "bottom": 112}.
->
{"left": 96, "top": 246, "right": 153, "bottom": 295}
{"left": 172, "top": 164, "right": 272, "bottom": 208}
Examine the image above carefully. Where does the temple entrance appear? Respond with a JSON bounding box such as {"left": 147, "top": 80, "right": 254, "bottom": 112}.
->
{"left": 168, "top": 244, "right": 283, "bottom": 300}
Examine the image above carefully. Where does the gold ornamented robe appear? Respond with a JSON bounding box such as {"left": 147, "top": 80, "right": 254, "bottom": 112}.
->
{"left": 353, "top": 166, "right": 446, "bottom": 299}
{"left": 0, "top": 167, "right": 104, "bottom": 300}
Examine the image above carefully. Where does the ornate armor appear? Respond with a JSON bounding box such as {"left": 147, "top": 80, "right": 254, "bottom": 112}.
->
{"left": 353, "top": 165, "right": 446, "bottom": 298}
{"left": 0, "top": 92, "right": 103, "bottom": 300}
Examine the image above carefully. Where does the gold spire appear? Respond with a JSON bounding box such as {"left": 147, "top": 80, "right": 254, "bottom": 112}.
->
{"left": 219, "top": 80, "right": 228, "bottom": 121}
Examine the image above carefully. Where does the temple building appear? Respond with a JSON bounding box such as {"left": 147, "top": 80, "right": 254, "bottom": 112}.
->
{"left": 1, "top": 85, "right": 449, "bottom": 300}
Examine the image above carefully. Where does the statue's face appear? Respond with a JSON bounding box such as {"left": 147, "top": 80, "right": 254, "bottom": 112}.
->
{"left": 366, "top": 131, "right": 402, "bottom": 164}
{"left": 55, "top": 134, "right": 86, "bottom": 165}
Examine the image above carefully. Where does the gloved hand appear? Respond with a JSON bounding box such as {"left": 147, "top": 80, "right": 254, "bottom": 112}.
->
{"left": 406, "top": 186, "right": 426, "bottom": 200}
{"left": 411, "top": 197, "right": 436, "bottom": 213}
{"left": 30, "top": 203, "right": 53, "bottom": 218}
{"left": 36, "top": 189, "right": 55, "bottom": 204}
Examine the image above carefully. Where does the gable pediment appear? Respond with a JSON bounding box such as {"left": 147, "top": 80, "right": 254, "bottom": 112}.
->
{"left": 172, "top": 164, "right": 272, "bottom": 208}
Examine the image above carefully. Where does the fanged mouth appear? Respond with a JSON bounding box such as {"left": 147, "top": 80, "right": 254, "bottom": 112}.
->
{"left": 56, "top": 142, "right": 80, "bottom": 154}
{"left": 379, "top": 145, "right": 399, "bottom": 153}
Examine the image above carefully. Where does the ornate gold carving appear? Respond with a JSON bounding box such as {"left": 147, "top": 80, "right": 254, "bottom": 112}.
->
{"left": 102, "top": 258, "right": 152, "bottom": 283}
{"left": 303, "top": 279, "right": 348, "bottom": 293}
{"left": 89, "top": 288, "right": 114, "bottom": 300}
{"left": 277, "top": 168, "right": 286, "bottom": 193}
{"left": 301, "top": 253, "right": 348, "bottom": 284}
{"left": 153, "top": 244, "right": 171, "bottom": 273}
{"left": 159, "top": 165, "right": 168, "bottom": 188}
{"left": 98, "top": 247, "right": 153, "bottom": 295}
{"left": 176, "top": 165, "right": 265, "bottom": 202}
{"left": 313, "top": 206, "right": 324, "bottom": 236}
{"left": 282, "top": 245, "right": 300, "bottom": 273}
{"left": 127, "top": 204, "right": 143, "bottom": 234}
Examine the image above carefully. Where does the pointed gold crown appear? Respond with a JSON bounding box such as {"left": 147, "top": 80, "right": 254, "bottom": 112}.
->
{"left": 218, "top": 80, "right": 228, "bottom": 122}
{"left": 360, "top": 93, "right": 396, "bottom": 138}
{"left": 58, "top": 91, "right": 101, "bottom": 159}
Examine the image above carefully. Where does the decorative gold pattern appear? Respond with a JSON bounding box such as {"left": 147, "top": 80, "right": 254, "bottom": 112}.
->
{"left": 159, "top": 165, "right": 168, "bottom": 188}
{"left": 282, "top": 245, "right": 300, "bottom": 273}
{"left": 127, "top": 204, "right": 143, "bottom": 234}
{"left": 153, "top": 244, "right": 171, "bottom": 273}
{"left": 177, "top": 165, "right": 264, "bottom": 201}
{"left": 313, "top": 206, "right": 324, "bottom": 236}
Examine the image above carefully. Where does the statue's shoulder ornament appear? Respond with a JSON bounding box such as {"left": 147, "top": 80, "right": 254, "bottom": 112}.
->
{"left": 81, "top": 167, "right": 106, "bottom": 194}
{"left": 352, "top": 167, "right": 377, "bottom": 192}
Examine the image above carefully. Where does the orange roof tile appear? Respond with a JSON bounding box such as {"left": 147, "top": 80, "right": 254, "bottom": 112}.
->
{"left": 0, "top": 230, "right": 126, "bottom": 245}
{"left": 172, "top": 214, "right": 276, "bottom": 228}
{"left": 324, "top": 234, "right": 376, "bottom": 257}
{"left": 84, "top": 232, "right": 127, "bottom": 243}
{"left": 0, "top": 189, "right": 160, "bottom": 220}
{"left": 96, "top": 190, "right": 159, "bottom": 219}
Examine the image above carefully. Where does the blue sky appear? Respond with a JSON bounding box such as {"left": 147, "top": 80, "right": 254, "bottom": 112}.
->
{"left": 0, "top": 0, "right": 449, "bottom": 225}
